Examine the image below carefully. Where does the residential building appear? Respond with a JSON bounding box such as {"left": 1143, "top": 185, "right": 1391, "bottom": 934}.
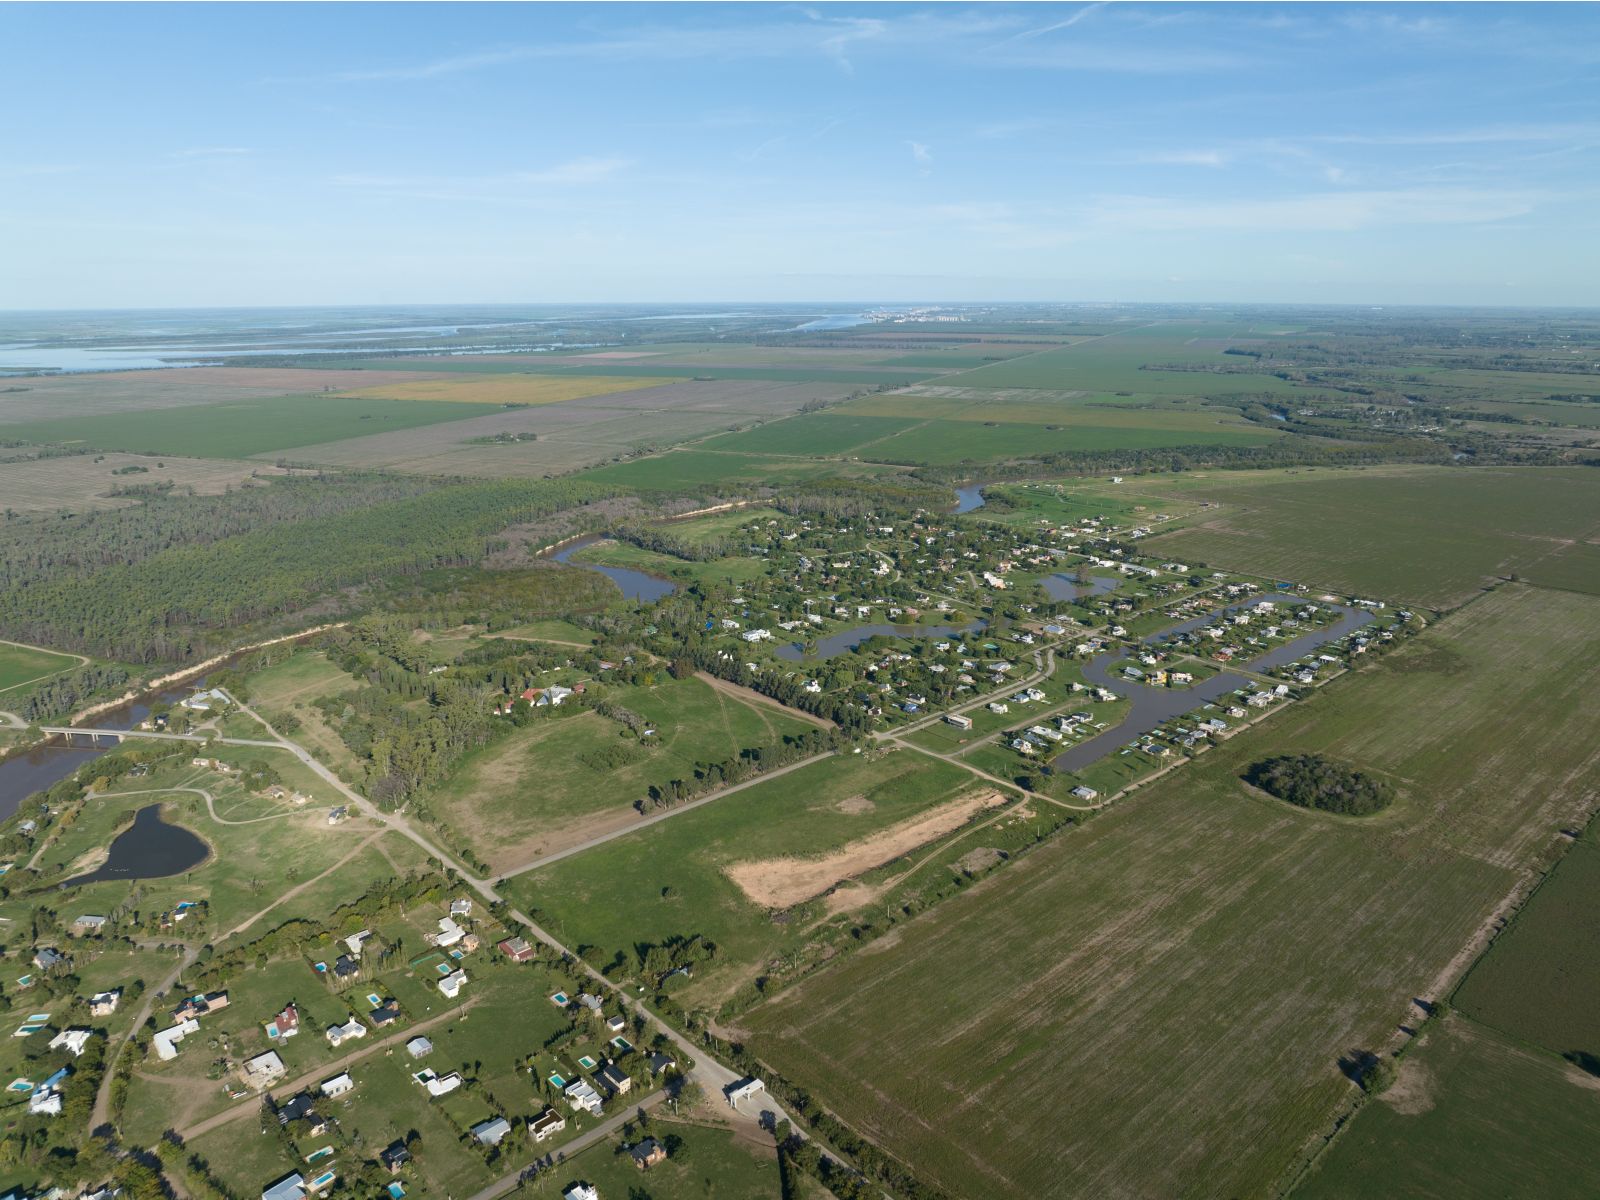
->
{"left": 405, "top": 1036, "right": 433, "bottom": 1058}
{"left": 48, "top": 1029, "right": 93, "bottom": 1057}
{"left": 378, "top": 1142, "right": 411, "bottom": 1175}
{"left": 88, "top": 990, "right": 121, "bottom": 1017}
{"left": 596, "top": 1062, "right": 631, "bottom": 1096}
{"left": 153, "top": 1019, "right": 200, "bottom": 1061}
{"left": 471, "top": 1116, "right": 512, "bottom": 1145}
{"left": 562, "top": 1186, "right": 599, "bottom": 1200}
{"left": 497, "top": 936, "right": 536, "bottom": 962}
{"left": 261, "top": 1174, "right": 306, "bottom": 1200}
{"left": 265, "top": 1003, "right": 300, "bottom": 1040}
{"left": 529, "top": 1108, "right": 566, "bottom": 1142}
{"left": 320, "top": 1072, "right": 354, "bottom": 1098}
{"left": 629, "top": 1139, "right": 667, "bottom": 1170}
{"left": 564, "top": 1079, "right": 602, "bottom": 1114}
{"left": 437, "top": 969, "right": 467, "bottom": 999}
{"left": 244, "top": 1051, "right": 288, "bottom": 1088}
{"left": 325, "top": 1015, "right": 367, "bottom": 1047}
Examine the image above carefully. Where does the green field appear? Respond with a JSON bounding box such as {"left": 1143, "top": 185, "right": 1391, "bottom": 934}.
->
{"left": 943, "top": 325, "right": 1318, "bottom": 397}
{"left": 0, "top": 639, "right": 79, "bottom": 692}
{"left": 1142, "top": 465, "right": 1600, "bottom": 608}
{"left": 696, "top": 413, "right": 923, "bottom": 456}
{"left": 519, "top": 1119, "right": 780, "bottom": 1199}
{"left": 575, "top": 449, "right": 902, "bottom": 491}
{"left": 743, "top": 585, "right": 1600, "bottom": 1199}
{"left": 857, "top": 413, "right": 1277, "bottom": 464}
{"left": 316, "top": 356, "right": 940, "bottom": 384}
{"left": 1452, "top": 839, "right": 1600, "bottom": 1060}
{"left": 1293, "top": 1018, "right": 1600, "bottom": 1200}
{"left": 1, "top": 394, "right": 503, "bottom": 459}
{"left": 430, "top": 675, "right": 818, "bottom": 872}
{"left": 508, "top": 750, "right": 987, "bottom": 1007}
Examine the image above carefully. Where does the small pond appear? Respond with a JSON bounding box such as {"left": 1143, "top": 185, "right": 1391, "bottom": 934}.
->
{"left": 1040, "top": 573, "right": 1119, "bottom": 602}
{"left": 61, "top": 804, "right": 209, "bottom": 887}
{"left": 953, "top": 485, "right": 987, "bottom": 514}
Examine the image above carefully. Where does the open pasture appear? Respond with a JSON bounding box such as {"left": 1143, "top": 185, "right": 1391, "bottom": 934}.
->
{"left": 1293, "top": 1018, "right": 1600, "bottom": 1200}
{"left": 575, "top": 449, "right": 902, "bottom": 491}
{"left": 854, "top": 412, "right": 1278, "bottom": 464}
{"left": 1142, "top": 465, "right": 1600, "bottom": 608}
{"left": 744, "top": 585, "right": 1600, "bottom": 1200}
{"left": 2, "top": 394, "right": 502, "bottom": 459}
{"left": 321, "top": 354, "right": 941, "bottom": 385}
{"left": 431, "top": 675, "right": 818, "bottom": 872}
{"left": 508, "top": 750, "right": 984, "bottom": 1007}
{"left": 1452, "top": 839, "right": 1600, "bottom": 1061}
{"left": 0, "top": 639, "right": 79, "bottom": 691}
{"left": 942, "top": 324, "right": 1318, "bottom": 397}
{"left": 254, "top": 379, "right": 854, "bottom": 476}
{"left": 0, "top": 366, "right": 450, "bottom": 423}
{"left": 0, "top": 452, "right": 293, "bottom": 514}
{"left": 696, "top": 413, "right": 924, "bottom": 456}
{"left": 333, "top": 372, "right": 680, "bottom": 405}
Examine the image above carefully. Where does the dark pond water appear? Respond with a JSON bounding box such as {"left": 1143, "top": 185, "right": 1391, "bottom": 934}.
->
{"left": 61, "top": 803, "right": 209, "bottom": 887}
{"left": 1050, "top": 595, "right": 1373, "bottom": 774}
{"left": 953, "top": 485, "right": 987, "bottom": 514}
{"left": 1040, "top": 574, "right": 1119, "bottom": 602}
{"left": 549, "top": 535, "right": 677, "bottom": 603}
{"left": 776, "top": 620, "right": 988, "bottom": 662}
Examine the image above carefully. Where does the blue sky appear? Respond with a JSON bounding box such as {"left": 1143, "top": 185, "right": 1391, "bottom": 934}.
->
{"left": 3, "top": 2, "right": 1597, "bottom": 308}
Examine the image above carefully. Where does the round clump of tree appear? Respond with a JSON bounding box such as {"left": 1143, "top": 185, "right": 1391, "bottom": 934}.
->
{"left": 1246, "top": 753, "right": 1394, "bottom": 816}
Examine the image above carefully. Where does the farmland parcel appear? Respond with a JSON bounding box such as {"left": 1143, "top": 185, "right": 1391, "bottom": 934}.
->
{"left": 744, "top": 584, "right": 1600, "bottom": 1200}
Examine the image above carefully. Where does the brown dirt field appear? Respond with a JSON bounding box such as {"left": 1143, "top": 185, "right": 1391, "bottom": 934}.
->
{"left": 0, "top": 454, "right": 293, "bottom": 514}
{"left": 333, "top": 375, "right": 680, "bottom": 405}
{"left": 0, "top": 367, "right": 454, "bottom": 424}
{"left": 725, "top": 789, "right": 1005, "bottom": 909}
{"left": 836, "top": 794, "right": 875, "bottom": 815}
{"left": 1381, "top": 1055, "right": 1436, "bottom": 1115}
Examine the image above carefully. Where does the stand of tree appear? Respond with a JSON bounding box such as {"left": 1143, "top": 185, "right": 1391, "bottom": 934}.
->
{"left": 1247, "top": 753, "right": 1394, "bottom": 816}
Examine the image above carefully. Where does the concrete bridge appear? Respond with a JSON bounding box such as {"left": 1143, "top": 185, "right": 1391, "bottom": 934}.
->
{"left": 38, "top": 727, "right": 282, "bottom": 749}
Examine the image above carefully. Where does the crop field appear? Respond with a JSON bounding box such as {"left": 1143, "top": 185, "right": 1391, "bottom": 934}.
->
{"left": 508, "top": 750, "right": 985, "bottom": 1007}
{"left": 857, "top": 413, "right": 1278, "bottom": 464}
{"left": 0, "top": 452, "right": 294, "bottom": 514}
{"left": 1293, "top": 1018, "right": 1600, "bottom": 1200}
{"left": 575, "top": 449, "right": 903, "bottom": 492}
{"left": 0, "top": 366, "right": 451, "bottom": 423}
{"left": 696, "top": 413, "right": 924, "bottom": 456}
{"left": 0, "top": 639, "right": 79, "bottom": 691}
{"left": 250, "top": 379, "right": 855, "bottom": 476}
{"left": 333, "top": 372, "right": 681, "bottom": 404}
{"left": 1142, "top": 465, "right": 1600, "bottom": 607}
{"left": 743, "top": 585, "right": 1600, "bottom": 1200}
{"left": 1451, "top": 839, "right": 1600, "bottom": 1060}
{"left": 431, "top": 675, "right": 818, "bottom": 872}
{"left": 2, "top": 394, "right": 503, "bottom": 459}
{"left": 320, "top": 355, "right": 942, "bottom": 384}
{"left": 941, "top": 325, "right": 1322, "bottom": 397}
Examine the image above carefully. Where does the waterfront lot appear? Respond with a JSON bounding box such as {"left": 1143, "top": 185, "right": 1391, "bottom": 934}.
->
{"left": 1141, "top": 464, "right": 1600, "bottom": 607}
{"left": 743, "top": 585, "right": 1600, "bottom": 1199}
{"left": 431, "top": 675, "right": 818, "bottom": 872}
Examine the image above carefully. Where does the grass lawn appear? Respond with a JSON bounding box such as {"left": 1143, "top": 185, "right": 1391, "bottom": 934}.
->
{"left": 241, "top": 651, "right": 366, "bottom": 783}
{"left": 743, "top": 585, "right": 1600, "bottom": 1200}
{"left": 0, "top": 640, "right": 79, "bottom": 693}
{"left": 1, "top": 394, "right": 503, "bottom": 459}
{"left": 1142, "top": 464, "right": 1600, "bottom": 608}
{"left": 496, "top": 619, "right": 598, "bottom": 646}
{"left": 521, "top": 1118, "right": 781, "bottom": 1199}
{"left": 506, "top": 750, "right": 984, "bottom": 1008}
{"left": 430, "top": 676, "right": 818, "bottom": 872}
{"left": 1292, "top": 1017, "right": 1600, "bottom": 1200}
{"left": 1452, "top": 838, "right": 1600, "bottom": 1061}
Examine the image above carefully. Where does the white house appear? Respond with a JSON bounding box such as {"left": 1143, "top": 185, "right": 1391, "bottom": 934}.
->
{"left": 320, "top": 1072, "right": 354, "bottom": 1098}
{"left": 243, "top": 1050, "right": 287, "bottom": 1088}
{"left": 726, "top": 1077, "right": 766, "bottom": 1108}
{"left": 48, "top": 1028, "right": 93, "bottom": 1057}
{"left": 153, "top": 1018, "right": 200, "bottom": 1061}
{"left": 325, "top": 1016, "right": 367, "bottom": 1047}
{"left": 437, "top": 969, "right": 467, "bottom": 999}
{"left": 562, "top": 1186, "right": 599, "bottom": 1200}
{"left": 405, "top": 1036, "right": 433, "bottom": 1058}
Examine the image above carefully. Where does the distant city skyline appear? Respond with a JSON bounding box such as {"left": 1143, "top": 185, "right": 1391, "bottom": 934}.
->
{"left": 3, "top": 2, "right": 1597, "bottom": 309}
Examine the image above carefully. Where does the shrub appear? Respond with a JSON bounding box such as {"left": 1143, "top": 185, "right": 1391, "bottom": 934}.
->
{"left": 1247, "top": 753, "right": 1394, "bottom": 816}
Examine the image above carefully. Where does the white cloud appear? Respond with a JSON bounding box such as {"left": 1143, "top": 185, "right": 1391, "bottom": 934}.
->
{"left": 907, "top": 141, "right": 933, "bottom": 165}
{"left": 1085, "top": 188, "right": 1539, "bottom": 233}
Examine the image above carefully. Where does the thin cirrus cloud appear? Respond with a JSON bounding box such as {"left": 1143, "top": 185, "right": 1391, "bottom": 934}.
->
{"left": 332, "top": 157, "right": 629, "bottom": 198}
{"left": 1084, "top": 188, "right": 1539, "bottom": 233}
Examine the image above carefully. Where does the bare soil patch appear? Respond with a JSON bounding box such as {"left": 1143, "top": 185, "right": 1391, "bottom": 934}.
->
{"left": 954, "top": 846, "right": 1006, "bottom": 875}
{"left": 1380, "top": 1056, "right": 1436, "bottom": 1115}
{"left": 836, "top": 794, "right": 875, "bottom": 815}
{"left": 725, "top": 789, "right": 1005, "bottom": 909}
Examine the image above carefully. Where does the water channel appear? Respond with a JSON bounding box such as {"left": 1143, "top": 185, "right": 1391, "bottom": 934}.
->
{"left": 548, "top": 535, "right": 678, "bottom": 603}
{"left": 1050, "top": 595, "right": 1374, "bottom": 774}
{"left": 775, "top": 620, "right": 988, "bottom": 663}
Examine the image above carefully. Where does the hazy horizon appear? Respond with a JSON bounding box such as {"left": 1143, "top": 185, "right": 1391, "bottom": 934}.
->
{"left": 4, "top": 2, "right": 1598, "bottom": 309}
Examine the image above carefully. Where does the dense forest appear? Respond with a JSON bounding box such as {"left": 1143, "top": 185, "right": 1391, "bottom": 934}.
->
{"left": 1247, "top": 753, "right": 1395, "bottom": 816}
{"left": 0, "top": 475, "right": 616, "bottom": 661}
